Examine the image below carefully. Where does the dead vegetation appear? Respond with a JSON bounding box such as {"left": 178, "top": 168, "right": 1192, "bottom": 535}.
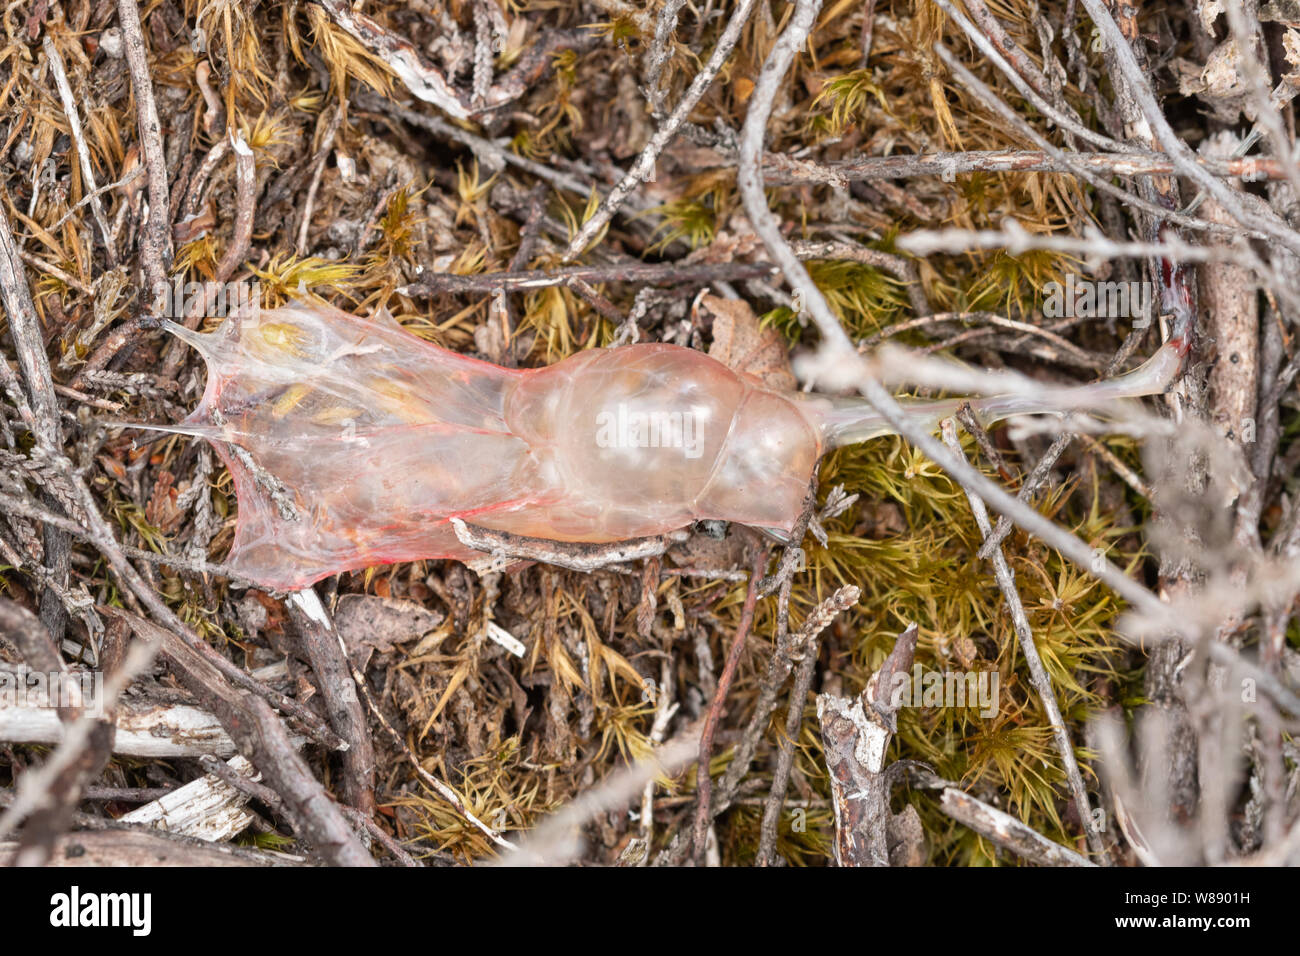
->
{"left": 0, "top": 0, "right": 1296, "bottom": 867}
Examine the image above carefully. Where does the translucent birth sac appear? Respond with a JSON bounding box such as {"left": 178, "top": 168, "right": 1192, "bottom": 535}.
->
{"left": 160, "top": 300, "right": 1190, "bottom": 591}
{"left": 157, "top": 301, "right": 822, "bottom": 589}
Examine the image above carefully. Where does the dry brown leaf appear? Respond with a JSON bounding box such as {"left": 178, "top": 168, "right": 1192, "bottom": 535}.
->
{"left": 666, "top": 526, "right": 748, "bottom": 571}
{"left": 334, "top": 593, "right": 445, "bottom": 669}
{"left": 700, "top": 293, "right": 796, "bottom": 390}
{"left": 144, "top": 470, "right": 184, "bottom": 535}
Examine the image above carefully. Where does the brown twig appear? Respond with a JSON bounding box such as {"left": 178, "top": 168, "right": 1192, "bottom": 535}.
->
{"left": 285, "top": 589, "right": 375, "bottom": 814}
{"left": 183, "top": 137, "right": 232, "bottom": 219}
{"left": 693, "top": 545, "right": 768, "bottom": 865}
{"left": 120, "top": 610, "right": 375, "bottom": 866}
{"left": 338, "top": 804, "right": 421, "bottom": 867}
{"left": 859, "top": 0, "right": 877, "bottom": 65}
{"left": 116, "top": 0, "right": 172, "bottom": 297}
{"left": 63, "top": 1, "right": 183, "bottom": 385}
{"left": 753, "top": 620, "right": 822, "bottom": 866}
{"left": 725, "top": 585, "right": 861, "bottom": 817}
{"left": 0, "top": 201, "right": 71, "bottom": 644}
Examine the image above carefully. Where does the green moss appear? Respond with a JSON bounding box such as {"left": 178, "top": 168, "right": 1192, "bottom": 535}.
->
{"left": 764, "top": 260, "right": 910, "bottom": 342}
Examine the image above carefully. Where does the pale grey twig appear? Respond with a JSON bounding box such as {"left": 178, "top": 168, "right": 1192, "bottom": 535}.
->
{"left": 45, "top": 168, "right": 144, "bottom": 234}
{"left": 933, "top": 41, "right": 1245, "bottom": 240}
{"left": 563, "top": 0, "right": 759, "bottom": 259}
{"left": 737, "top": 0, "right": 857, "bottom": 366}
{"left": 894, "top": 223, "right": 1240, "bottom": 262}
{"left": 1221, "top": 0, "right": 1300, "bottom": 204}
{"left": 1078, "top": 0, "right": 1300, "bottom": 257}
{"left": 471, "top": 0, "right": 495, "bottom": 108}
{"left": 644, "top": 0, "right": 688, "bottom": 118}
{"left": 938, "top": 787, "right": 1096, "bottom": 866}
{"left": 928, "top": 0, "right": 1129, "bottom": 153}
{"left": 940, "top": 419, "right": 1105, "bottom": 859}
{"left": 296, "top": 105, "right": 344, "bottom": 256}
{"left": 41, "top": 36, "right": 118, "bottom": 264}
{"left": 761, "top": 149, "right": 1293, "bottom": 187}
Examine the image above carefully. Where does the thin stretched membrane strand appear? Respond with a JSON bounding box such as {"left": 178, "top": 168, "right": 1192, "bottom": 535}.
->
{"left": 817, "top": 319, "right": 1191, "bottom": 448}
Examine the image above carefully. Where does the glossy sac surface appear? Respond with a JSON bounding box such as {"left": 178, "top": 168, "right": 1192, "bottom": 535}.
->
{"left": 171, "top": 301, "right": 829, "bottom": 589}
